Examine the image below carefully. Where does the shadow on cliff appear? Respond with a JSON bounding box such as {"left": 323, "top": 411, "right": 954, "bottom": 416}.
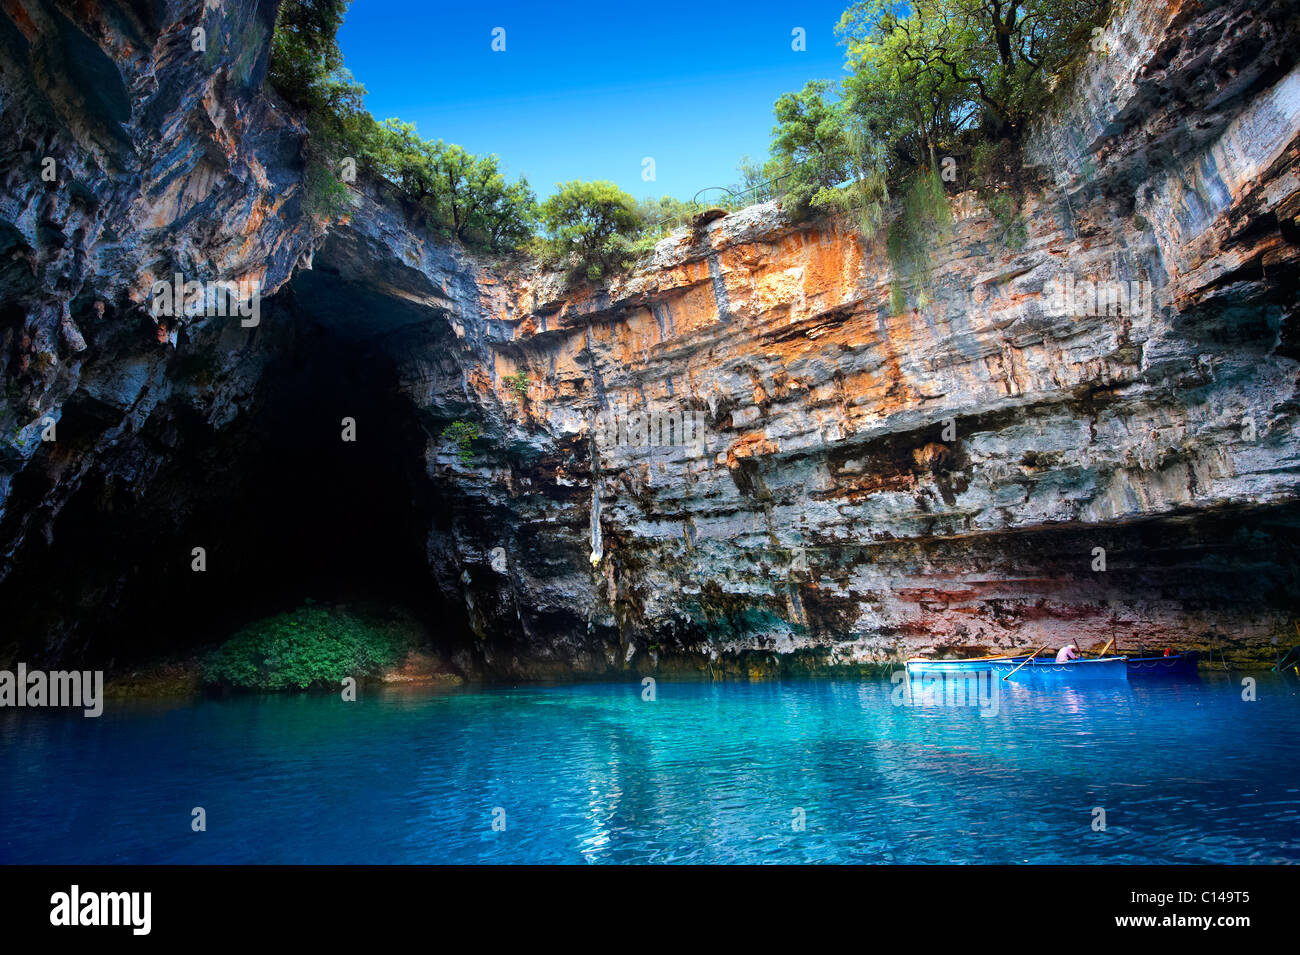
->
{"left": 0, "top": 287, "right": 470, "bottom": 670}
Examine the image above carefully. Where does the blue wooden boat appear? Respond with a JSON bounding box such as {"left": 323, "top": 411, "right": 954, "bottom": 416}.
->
{"left": 991, "top": 655, "right": 1128, "bottom": 680}
{"left": 905, "top": 654, "right": 1128, "bottom": 680}
{"left": 904, "top": 656, "right": 1012, "bottom": 677}
{"left": 1125, "top": 651, "right": 1199, "bottom": 675}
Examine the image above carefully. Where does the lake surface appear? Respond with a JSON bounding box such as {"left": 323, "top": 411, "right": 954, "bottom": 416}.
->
{"left": 2, "top": 673, "right": 1298, "bottom": 864}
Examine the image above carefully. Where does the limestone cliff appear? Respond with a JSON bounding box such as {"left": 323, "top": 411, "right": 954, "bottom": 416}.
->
{"left": 1, "top": 0, "right": 1297, "bottom": 675}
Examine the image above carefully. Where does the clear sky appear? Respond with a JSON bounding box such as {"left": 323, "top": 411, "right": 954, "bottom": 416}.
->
{"left": 337, "top": 0, "right": 854, "bottom": 201}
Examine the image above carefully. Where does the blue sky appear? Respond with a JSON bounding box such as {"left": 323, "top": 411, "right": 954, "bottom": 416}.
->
{"left": 337, "top": 0, "right": 853, "bottom": 201}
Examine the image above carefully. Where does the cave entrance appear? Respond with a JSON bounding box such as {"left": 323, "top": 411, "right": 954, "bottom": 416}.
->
{"left": 0, "top": 282, "right": 467, "bottom": 670}
{"left": 164, "top": 276, "right": 476, "bottom": 667}
{"left": 220, "top": 307, "right": 441, "bottom": 626}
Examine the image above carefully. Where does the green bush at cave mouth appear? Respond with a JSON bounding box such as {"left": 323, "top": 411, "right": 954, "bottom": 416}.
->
{"left": 202, "top": 605, "right": 415, "bottom": 690}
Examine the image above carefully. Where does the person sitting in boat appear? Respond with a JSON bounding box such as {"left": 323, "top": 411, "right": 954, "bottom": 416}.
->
{"left": 1055, "top": 643, "right": 1080, "bottom": 663}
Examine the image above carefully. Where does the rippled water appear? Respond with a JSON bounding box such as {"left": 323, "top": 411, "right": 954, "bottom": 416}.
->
{"left": 2, "top": 673, "right": 1297, "bottom": 863}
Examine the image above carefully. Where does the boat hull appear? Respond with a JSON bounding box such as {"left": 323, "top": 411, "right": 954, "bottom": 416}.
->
{"left": 991, "top": 656, "right": 1128, "bottom": 680}
{"left": 903, "top": 657, "right": 1013, "bottom": 676}
{"left": 904, "top": 655, "right": 1129, "bottom": 680}
{"left": 1125, "top": 651, "right": 1199, "bottom": 675}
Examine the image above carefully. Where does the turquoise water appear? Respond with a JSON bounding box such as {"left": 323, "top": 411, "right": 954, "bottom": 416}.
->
{"left": 2, "top": 673, "right": 1298, "bottom": 864}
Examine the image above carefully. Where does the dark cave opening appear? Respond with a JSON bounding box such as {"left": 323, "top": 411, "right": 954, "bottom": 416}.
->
{"left": 0, "top": 292, "right": 469, "bottom": 669}
{"left": 231, "top": 326, "right": 432, "bottom": 604}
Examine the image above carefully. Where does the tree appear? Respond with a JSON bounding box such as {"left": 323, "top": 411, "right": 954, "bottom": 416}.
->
{"left": 433, "top": 144, "right": 534, "bottom": 248}
{"left": 268, "top": 0, "right": 353, "bottom": 110}
{"left": 837, "top": 0, "right": 1110, "bottom": 154}
{"left": 488, "top": 179, "right": 539, "bottom": 251}
{"left": 267, "top": 0, "right": 370, "bottom": 217}
{"left": 756, "top": 0, "right": 1106, "bottom": 235}
{"left": 840, "top": 11, "right": 967, "bottom": 178}
{"left": 359, "top": 121, "right": 537, "bottom": 251}
{"left": 441, "top": 420, "right": 480, "bottom": 464}
{"left": 539, "top": 181, "right": 643, "bottom": 280}
{"left": 807, "top": 0, "right": 1106, "bottom": 311}
{"left": 767, "top": 80, "right": 856, "bottom": 212}
{"left": 268, "top": 0, "right": 370, "bottom": 149}
{"left": 362, "top": 120, "right": 439, "bottom": 203}
{"left": 267, "top": 2, "right": 536, "bottom": 247}
{"left": 637, "top": 195, "right": 698, "bottom": 237}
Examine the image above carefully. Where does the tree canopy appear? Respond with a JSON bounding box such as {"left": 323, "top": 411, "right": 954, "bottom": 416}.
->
{"left": 361, "top": 121, "right": 536, "bottom": 250}
{"left": 759, "top": 0, "right": 1107, "bottom": 227}
{"left": 267, "top": 0, "right": 536, "bottom": 250}
{"left": 836, "top": 0, "right": 1110, "bottom": 171}
{"left": 539, "top": 181, "right": 644, "bottom": 280}
{"left": 767, "top": 81, "right": 857, "bottom": 211}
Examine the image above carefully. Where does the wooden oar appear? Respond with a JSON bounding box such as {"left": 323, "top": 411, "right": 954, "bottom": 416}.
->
{"left": 1096, "top": 637, "right": 1114, "bottom": 658}
{"left": 1002, "top": 646, "right": 1048, "bottom": 681}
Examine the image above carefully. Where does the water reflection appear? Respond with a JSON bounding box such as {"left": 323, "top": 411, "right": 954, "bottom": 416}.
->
{"left": 1, "top": 674, "right": 1297, "bottom": 863}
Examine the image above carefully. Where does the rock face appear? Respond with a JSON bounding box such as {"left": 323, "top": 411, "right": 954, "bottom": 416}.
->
{"left": 1, "top": 0, "right": 1298, "bottom": 676}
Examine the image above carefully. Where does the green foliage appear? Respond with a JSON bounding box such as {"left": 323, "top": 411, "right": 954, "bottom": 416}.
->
{"left": 267, "top": 1, "right": 369, "bottom": 220}
{"left": 731, "top": 154, "right": 784, "bottom": 205}
{"left": 837, "top": 0, "right": 1110, "bottom": 169}
{"left": 984, "top": 190, "right": 1027, "bottom": 249}
{"left": 302, "top": 148, "right": 352, "bottom": 218}
{"left": 202, "top": 605, "right": 412, "bottom": 690}
{"left": 886, "top": 169, "right": 952, "bottom": 268}
{"left": 501, "top": 372, "right": 529, "bottom": 402}
{"left": 755, "top": 0, "right": 1105, "bottom": 305}
{"left": 637, "top": 195, "right": 700, "bottom": 239}
{"left": 267, "top": 0, "right": 352, "bottom": 110}
{"left": 267, "top": 0, "right": 1107, "bottom": 276}
{"left": 971, "top": 138, "right": 1028, "bottom": 249}
{"left": 885, "top": 168, "right": 953, "bottom": 312}
{"left": 767, "top": 80, "right": 856, "bottom": 214}
{"left": 441, "top": 419, "right": 480, "bottom": 463}
{"left": 539, "top": 180, "right": 644, "bottom": 280}
{"left": 268, "top": 2, "right": 536, "bottom": 248}
{"left": 759, "top": 0, "right": 1105, "bottom": 225}
{"left": 810, "top": 123, "right": 892, "bottom": 236}
{"left": 360, "top": 120, "right": 538, "bottom": 250}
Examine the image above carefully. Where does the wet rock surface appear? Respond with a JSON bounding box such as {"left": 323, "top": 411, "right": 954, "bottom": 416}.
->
{"left": 1, "top": 0, "right": 1297, "bottom": 676}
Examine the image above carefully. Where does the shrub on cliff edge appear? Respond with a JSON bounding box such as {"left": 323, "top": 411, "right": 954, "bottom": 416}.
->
{"left": 764, "top": 0, "right": 1109, "bottom": 226}
{"left": 538, "top": 181, "right": 644, "bottom": 281}
{"left": 360, "top": 120, "right": 538, "bottom": 251}
{"left": 267, "top": 2, "right": 538, "bottom": 247}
